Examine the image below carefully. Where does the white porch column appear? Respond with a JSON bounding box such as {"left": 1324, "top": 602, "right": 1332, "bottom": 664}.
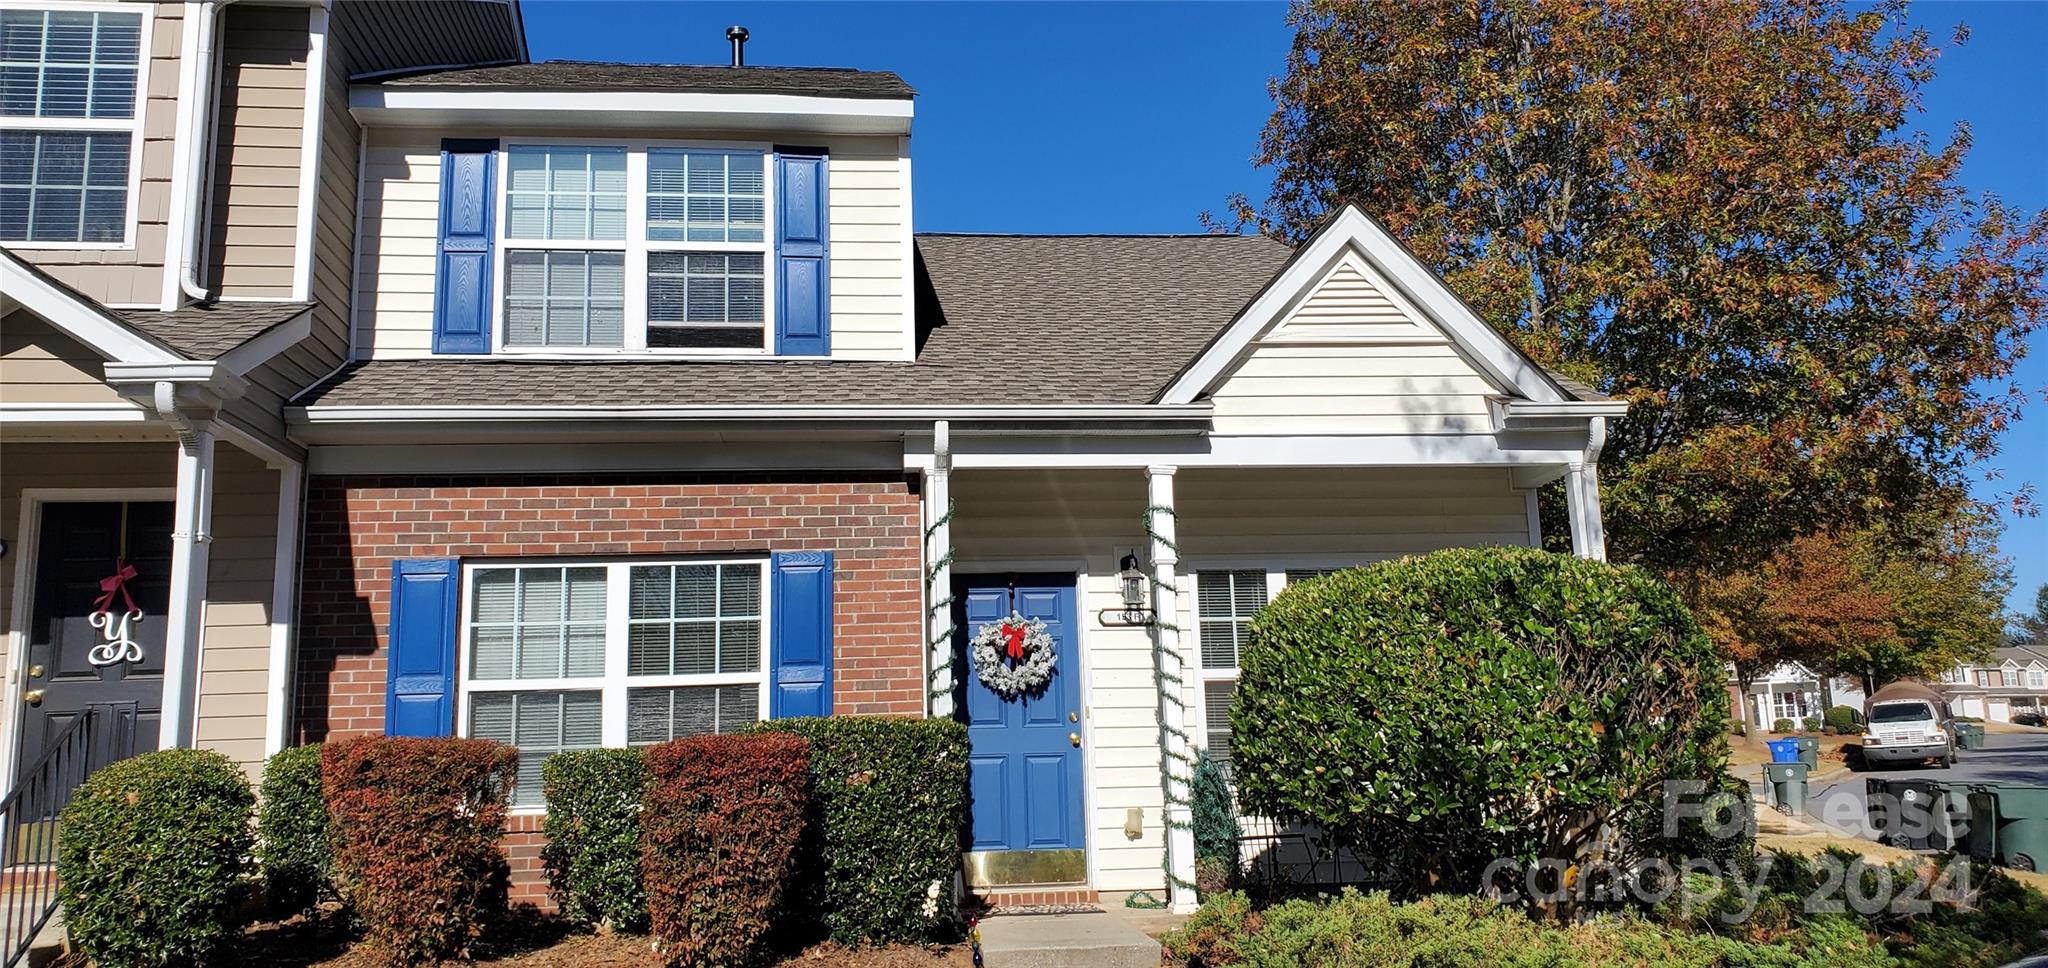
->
{"left": 1565, "top": 461, "right": 1606, "bottom": 561}
{"left": 161, "top": 424, "right": 216, "bottom": 749}
{"left": 1145, "top": 465, "right": 1199, "bottom": 912}
{"left": 263, "top": 459, "right": 303, "bottom": 754}
{"left": 925, "top": 421, "right": 956, "bottom": 718}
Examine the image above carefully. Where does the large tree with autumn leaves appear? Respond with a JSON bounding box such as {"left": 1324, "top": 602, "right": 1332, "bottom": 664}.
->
{"left": 1223, "top": 0, "right": 2046, "bottom": 588}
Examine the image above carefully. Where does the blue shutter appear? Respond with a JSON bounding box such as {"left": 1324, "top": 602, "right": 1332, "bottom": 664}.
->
{"left": 385, "top": 558, "right": 460, "bottom": 736}
{"left": 774, "top": 149, "right": 830, "bottom": 356}
{"left": 433, "top": 139, "right": 497, "bottom": 354}
{"left": 769, "top": 551, "right": 834, "bottom": 718}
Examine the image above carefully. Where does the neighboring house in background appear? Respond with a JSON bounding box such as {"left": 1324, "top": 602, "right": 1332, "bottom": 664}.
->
{"left": 1940, "top": 645, "right": 2048, "bottom": 722}
{"left": 2, "top": 2, "right": 1624, "bottom": 915}
{"left": 1727, "top": 663, "right": 1867, "bottom": 731}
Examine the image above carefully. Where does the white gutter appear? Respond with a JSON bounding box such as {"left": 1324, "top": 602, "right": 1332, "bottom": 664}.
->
{"left": 290, "top": 403, "right": 1215, "bottom": 424}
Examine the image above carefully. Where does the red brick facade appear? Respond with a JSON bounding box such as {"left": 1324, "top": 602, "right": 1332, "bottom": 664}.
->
{"left": 295, "top": 472, "right": 927, "bottom": 741}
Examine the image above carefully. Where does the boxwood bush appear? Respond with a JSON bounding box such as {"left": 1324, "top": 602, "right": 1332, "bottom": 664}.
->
{"left": 57, "top": 748, "right": 255, "bottom": 967}
{"left": 643, "top": 732, "right": 810, "bottom": 966}
{"left": 258, "top": 742, "right": 331, "bottom": 912}
{"left": 756, "top": 716, "right": 968, "bottom": 945}
{"left": 323, "top": 736, "right": 517, "bottom": 966}
{"left": 1230, "top": 547, "right": 1728, "bottom": 912}
{"left": 541, "top": 747, "right": 649, "bottom": 931}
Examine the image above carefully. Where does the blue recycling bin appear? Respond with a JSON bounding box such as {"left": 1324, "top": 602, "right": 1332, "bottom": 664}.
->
{"left": 1768, "top": 738, "right": 1801, "bottom": 764}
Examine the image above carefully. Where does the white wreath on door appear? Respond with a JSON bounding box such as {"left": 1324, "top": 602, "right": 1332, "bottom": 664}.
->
{"left": 971, "top": 611, "right": 1056, "bottom": 697}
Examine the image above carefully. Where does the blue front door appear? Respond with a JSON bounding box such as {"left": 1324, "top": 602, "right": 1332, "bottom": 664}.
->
{"left": 955, "top": 575, "right": 1085, "bottom": 854}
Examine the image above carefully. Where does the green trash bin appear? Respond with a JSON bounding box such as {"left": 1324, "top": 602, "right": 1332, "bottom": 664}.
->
{"left": 1766, "top": 762, "right": 1811, "bottom": 816}
{"left": 1966, "top": 783, "right": 2048, "bottom": 872}
{"left": 1791, "top": 736, "right": 1819, "bottom": 770}
{"left": 1957, "top": 723, "right": 1986, "bottom": 751}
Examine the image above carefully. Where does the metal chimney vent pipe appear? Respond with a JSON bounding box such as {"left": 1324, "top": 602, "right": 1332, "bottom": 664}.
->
{"left": 726, "top": 25, "right": 749, "bottom": 67}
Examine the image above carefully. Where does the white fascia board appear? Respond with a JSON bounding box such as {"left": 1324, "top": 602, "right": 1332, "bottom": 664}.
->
{"left": 1160, "top": 207, "right": 1569, "bottom": 406}
{"left": 348, "top": 87, "right": 915, "bottom": 136}
{"left": 216, "top": 308, "right": 315, "bottom": 376}
{"left": 292, "top": 403, "right": 1208, "bottom": 424}
{"left": 902, "top": 431, "right": 1588, "bottom": 472}
{"left": 1502, "top": 400, "right": 1630, "bottom": 419}
{"left": 0, "top": 401, "right": 150, "bottom": 423}
{"left": 0, "top": 253, "right": 182, "bottom": 363}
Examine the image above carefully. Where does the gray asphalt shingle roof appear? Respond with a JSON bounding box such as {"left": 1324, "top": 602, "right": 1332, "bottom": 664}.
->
{"left": 373, "top": 61, "right": 915, "bottom": 99}
{"left": 296, "top": 234, "right": 1293, "bottom": 408}
{"left": 117, "top": 302, "right": 315, "bottom": 359}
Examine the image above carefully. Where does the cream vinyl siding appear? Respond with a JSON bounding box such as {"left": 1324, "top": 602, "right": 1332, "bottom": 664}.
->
{"left": 356, "top": 130, "right": 910, "bottom": 360}
{"left": 0, "top": 442, "right": 279, "bottom": 775}
{"left": 206, "top": 4, "right": 308, "bottom": 298}
{"left": 0, "top": 309, "right": 125, "bottom": 405}
{"left": 4, "top": 3, "right": 179, "bottom": 306}
{"left": 1207, "top": 252, "right": 1507, "bottom": 436}
{"left": 948, "top": 465, "right": 1531, "bottom": 893}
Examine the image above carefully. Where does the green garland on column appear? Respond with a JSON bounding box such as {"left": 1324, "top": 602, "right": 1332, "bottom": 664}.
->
{"left": 1142, "top": 502, "right": 1199, "bottom": 900}
{"left": 925, "top": 498, "right": 957, "bottom": 704}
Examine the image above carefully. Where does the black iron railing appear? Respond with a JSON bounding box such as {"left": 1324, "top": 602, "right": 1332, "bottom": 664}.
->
{"left": 0, "top": 704, "right": 137, "bottom": 967}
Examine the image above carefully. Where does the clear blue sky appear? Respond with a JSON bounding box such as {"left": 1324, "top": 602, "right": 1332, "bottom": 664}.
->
{"left": 521, "top": 1, "right": 2047, "bottom": 613}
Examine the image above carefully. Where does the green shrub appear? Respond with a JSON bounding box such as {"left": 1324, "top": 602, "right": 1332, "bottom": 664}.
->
{"left": 755, "top": 716, "right": 967, "bottom": 945}
{"left": 324, "top": 736, "right": 517, "bottom": 966}
{"left": 258, "top": 743, "right": 331, "bottom": 912}
{"left": 1191, "top": 749, "right": 1241, "bottom": 894}
{"left": 58, "top": 749, "right": 255, "bottom": 967}
{"left": 542, "top": 748, "right": 648, "bottom": 931}
{"left": 1229, "top": 547, "right": 1728, "bottom": 911}
{"left": 643, "top": 732, "right": 810, "bottom": 967}
{"left": 1824, "top": 705, "right": 1860, "bottom": 733}
{"left": 1802, "top": 715, "right": 1824, "bottom": 733}
{"left": 1163, "top": 889, "right": 1892, "bottom": 968}
{"left": 1774, "top": 717, "right": 1798, "bottom": 734}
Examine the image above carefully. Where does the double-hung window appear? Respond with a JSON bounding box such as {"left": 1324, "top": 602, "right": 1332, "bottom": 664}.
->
{"left": 1194, "top": 566, "right": 1352, "bottom": 777}
{"left": 497, "top": 142, "right": 770, "bottom": 353}
{"left": 2031, "top": 668, "right": 2044, "bottom": 689}
{"left": 461, "top": 559, "right": 769, "bottom": 806}
{"left": 2005, "top": 668, "right": 2022, "bottom": 688}
{"left": 0, "top": 5, "right": 145, "bottom": 245}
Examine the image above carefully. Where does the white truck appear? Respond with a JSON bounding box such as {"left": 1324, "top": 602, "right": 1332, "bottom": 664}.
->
{"left": 1860, "top": 681, "right": 1958, "bottom": 769}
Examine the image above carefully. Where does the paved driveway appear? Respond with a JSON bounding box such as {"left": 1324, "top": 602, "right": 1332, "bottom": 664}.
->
{"left": 1802, "top": 731, "right": 2048, "bottom": 840}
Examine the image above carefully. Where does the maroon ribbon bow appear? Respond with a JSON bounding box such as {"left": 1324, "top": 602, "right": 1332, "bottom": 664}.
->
{"left": 93, "top": 560, "right": 139, "bottom": 617}
{"left": 1000, "top": 621, "right": 1028, "bottom": 661}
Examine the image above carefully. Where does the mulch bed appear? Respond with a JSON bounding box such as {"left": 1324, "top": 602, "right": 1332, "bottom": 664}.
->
{"left": 191, "top": 910, "right": 972, "bottom": 968}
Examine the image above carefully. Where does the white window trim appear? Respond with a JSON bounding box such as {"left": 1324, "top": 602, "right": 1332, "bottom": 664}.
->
{"left": 455, "top": 557, "right": 772, "bottom": 808}
{"left": 1188, "top": 559, "right": 1368, "bottom": 765}
{"left": 489, "top": 136, "right": 777, "bottom": 358}
{"left": 0, "top": 0, "right": 151, "bottom": 249}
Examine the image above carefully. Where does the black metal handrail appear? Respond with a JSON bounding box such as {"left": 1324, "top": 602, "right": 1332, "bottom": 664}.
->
{"left": 0, "top": 705, "right": 136, "bottom": 968}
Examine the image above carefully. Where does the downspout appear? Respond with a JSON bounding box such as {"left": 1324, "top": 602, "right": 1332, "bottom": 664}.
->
{"left": 170, "top": 1, "right": 232, "bottom": 306}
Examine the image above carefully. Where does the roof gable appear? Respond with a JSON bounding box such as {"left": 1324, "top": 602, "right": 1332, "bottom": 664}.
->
{"left": 1158, "top": 206, "right": 1571, "bottom": 406}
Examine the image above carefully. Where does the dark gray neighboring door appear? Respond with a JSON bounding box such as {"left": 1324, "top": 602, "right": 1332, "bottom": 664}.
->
{"left": 16, "top": 501, "right": 169, "bottom": 787}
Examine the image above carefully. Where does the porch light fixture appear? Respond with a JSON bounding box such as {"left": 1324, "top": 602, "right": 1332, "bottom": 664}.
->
{"left": 1100, "top": 553, "right": 1155, "bottom": 627}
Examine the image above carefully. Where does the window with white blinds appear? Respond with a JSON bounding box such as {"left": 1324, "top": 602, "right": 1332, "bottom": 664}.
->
{"left": 1193, "top": 565, "right": 1357, "bottom": 775}
{"left": 462, "top": 559, "right": 770, "bottom": 806}
{"left": 0, "top": 7, "right": 144, "bottom": 244}
{"left": 497, "top": 142, "right": 771, "bottom": 353}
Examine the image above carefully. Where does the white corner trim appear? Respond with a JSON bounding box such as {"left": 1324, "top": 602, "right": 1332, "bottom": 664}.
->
{"left": 1, "top": 253, "right": 181, "bottom": 362}
{"left": 290, "top": 6, "right": 329, "bottom": 302}
{"left": 897, "top": 136, "right": 917, "bottom": 363}
{"left": 263, "top": 459, "right": 303, "bottom": 755}
{"left": 1159, "top": 207, "right": 1569, "bottom": 406}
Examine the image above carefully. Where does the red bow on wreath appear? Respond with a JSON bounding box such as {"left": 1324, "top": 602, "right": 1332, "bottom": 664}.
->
{"left": 1000, "top": 621, "right": 1028, "bottom": 661}
{"left": 93, "top": 559, "right": 139, "bottom": 618}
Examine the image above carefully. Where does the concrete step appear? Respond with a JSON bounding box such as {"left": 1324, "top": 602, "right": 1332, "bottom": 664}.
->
{"left": 976, "top": 912, "right": 1162, "bottom": 968}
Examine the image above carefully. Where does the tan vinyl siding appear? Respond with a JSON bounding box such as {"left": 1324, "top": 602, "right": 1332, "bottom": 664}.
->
{"left": 0, "top": 310, "right": 127, "bottom": 406}
{"left": 948, "top": 465, "right": 1530, "bottom": 892}
{"left": 5, "top": 4, "right": 180, "bottom": 307}
{"left": 207, "top": 5, "right": 309, "bottom": 298}
{"left": 357, "top": 130, "right": 911, "bottom": 360}
{"left": 198, "top": 445, "right": 279, "bottom": 773}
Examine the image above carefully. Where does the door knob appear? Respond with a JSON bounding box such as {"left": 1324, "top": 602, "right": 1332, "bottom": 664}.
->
{"left": 23, "top": 689, "right": 44, "bottom": 707}
{"left": 27, "top": 665, "right": 43, "bottom": 679}
{"left": 1069, "top": 732, "right": 1081, "bottom": 748}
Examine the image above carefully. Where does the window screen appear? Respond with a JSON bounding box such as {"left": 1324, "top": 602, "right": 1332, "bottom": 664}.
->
{"left": 646, "top": 149, "right": 765, "bottom": 243}
{"left": 504, "top": 250, "right": 626, "bottom": 347}
{"left": 0, "top": 9, "right": 141, "bottom": 243}
{"left": 647, "top": 252, "right": 765, "bottom": 347}
{"left": 505, "top": 145, "right": 626, "bottom": 241}
{"left": 626, "top": 563, "right": 763, "bottom": 676}
{"left": 1204, "top": 680, "right": 1237, "bottom": 773}
{"left": 469, "top": 566, "right": 608, "bottom": 680}
{"left": 626, "top": 685, "right": 760, "bottom": 745}
{"left": 470, "top": 691, "right": 601, "bottom": 806}
{"left": 0, "top": 10, "right": 141, "bottom": 119}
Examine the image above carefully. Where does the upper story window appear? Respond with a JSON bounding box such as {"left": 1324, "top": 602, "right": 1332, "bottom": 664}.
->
{"left": 0, "top": 6, "right": 144, "bottom": 245}
{"left": 497, "top": 142, "right": 771, "bottom": 354}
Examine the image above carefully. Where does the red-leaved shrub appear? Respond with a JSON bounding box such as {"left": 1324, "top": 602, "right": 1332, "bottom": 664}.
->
{"left": 322, "top": 736, "right": 517, "bottom": 966}
{"left": 642, "top": 732, "right": 811, "bottom": 966}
